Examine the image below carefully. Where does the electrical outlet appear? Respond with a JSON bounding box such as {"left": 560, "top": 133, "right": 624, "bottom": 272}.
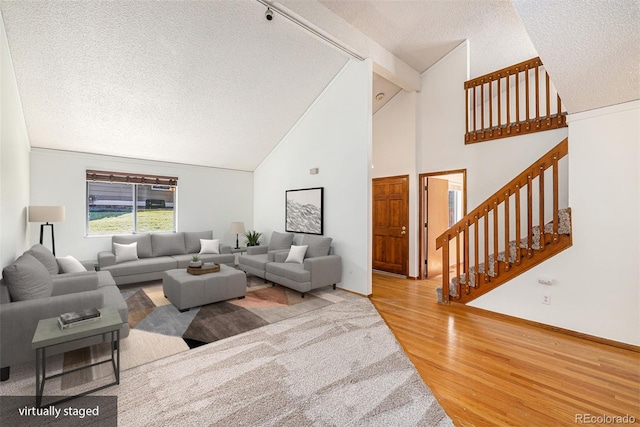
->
{"left": 542, "top": 294, "right": 551, "bottom": 305}
{"left": 538, "top": 276, "right": 553, "bottom": 285}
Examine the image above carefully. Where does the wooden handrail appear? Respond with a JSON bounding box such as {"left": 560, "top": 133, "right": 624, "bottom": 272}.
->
{"left": 436, "top": 138, "right": 568, "bottom": 303}
{"left": 465, "top": 57, "right": 567, "bottom": 144}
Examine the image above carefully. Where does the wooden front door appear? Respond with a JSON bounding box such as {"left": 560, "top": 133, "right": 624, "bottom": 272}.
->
{"left": 426, "top": 177, "right": 450, "bottom": 278}
{"left": 372, "top": 175, "right": 409, "bottom": 276}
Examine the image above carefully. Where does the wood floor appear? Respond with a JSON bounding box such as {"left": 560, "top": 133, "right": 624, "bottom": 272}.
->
{"left": 369, "top": 273, "right": 640, "bottom": 427}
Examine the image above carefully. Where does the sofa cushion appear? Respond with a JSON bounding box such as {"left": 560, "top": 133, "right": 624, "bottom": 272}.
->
{"left": 151, "top": 233, "right": 186, "bottom": 257}
{"left": 184, "top": 231, "right": 213, "bottom": 253}
{"left": 266, "top": 262, "right": 311, "bottom": 283}
{"left": 238, "top": 253, "right": 270, "bottom": 270}
{"left": 285, "top": 245, "right": 308, "bottom": 264}
{"left": 2, "top": 253, "right": 54, "bottom": 301}
{"left": 114, "top": 242, "right": 139, "bottom": 263}
{"left": 113, "top": 234, "right": 152, "bottom": 258}
{"left": 102, "top": 256, "right": 177, "bottom": 277}
{"left": 199, "top": 239, "right": 220, "bottom": 254}
{"left": 56, "top": 255, "right": 87, "bottom": 273}
{"left": 302, "top": 235, "right": 332, "bottom": 258}
{"left": 26, "top": 244, "right": 59, "bottom": 275}
{"left": 268, "top": 231, "right": 294, "bottom": 251}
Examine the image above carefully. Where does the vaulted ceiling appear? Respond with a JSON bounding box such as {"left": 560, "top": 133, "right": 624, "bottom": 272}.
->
{"left": 2, "top": 1, "right": 638, "bottom": 171}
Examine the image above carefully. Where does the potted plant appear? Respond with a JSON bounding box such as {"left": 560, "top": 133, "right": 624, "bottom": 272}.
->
{"left": 243, "top": 230, "right": 262, "bottom": 247}
{"left": 189, "top": 255, "right": 202, "bottom": 268}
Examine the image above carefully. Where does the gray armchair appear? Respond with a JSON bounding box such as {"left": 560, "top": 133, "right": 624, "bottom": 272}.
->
{"left": 265, "top": 235, "right": 342, "bottom": 297}
{"left": 237, "top": 231, "right": 294, "bottom": 281}
{"left": 0, "top": 245, "right": 129, "bottom": 381}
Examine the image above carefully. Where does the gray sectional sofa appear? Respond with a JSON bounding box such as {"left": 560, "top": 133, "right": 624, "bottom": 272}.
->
{"left": 0, "top": 244, "right": 129, "bottom": 381}
{"left": 98, "top": 231, "right": 235, "bottom": 286}
{"left": 238, "top": 232, "right": 342, "bottom": 297}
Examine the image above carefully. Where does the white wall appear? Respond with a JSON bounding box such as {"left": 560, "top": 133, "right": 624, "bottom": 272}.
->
{"left": 372, "top": 90, "right": 418, "bottom": 277}
{"left": 471, "top": 101, "right": 640, "bottom": 345}
{"left": 254, "top": 59, "right": 372, "bottom": 295}
{"left": 1, "top": 14, "right": 30, "bottom": 268}
{"left": 29, "top": 149, "right": 253, "bottom": 261}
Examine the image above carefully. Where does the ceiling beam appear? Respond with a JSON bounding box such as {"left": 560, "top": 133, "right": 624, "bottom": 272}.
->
{"left": 269, "top": 0, "right": 421, "bottom": 92}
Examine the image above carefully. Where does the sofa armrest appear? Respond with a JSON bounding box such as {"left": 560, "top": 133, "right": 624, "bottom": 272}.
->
{"left": 98, "top": 251, "right": 116, "bottom": 268}
{"left": 220, "top": 245, "right": 232, "bottom": 254}
{"left": 304, "top": 255, "right": 342, "bottom": 287}
{"left": 247, "top": 245, "right": 268, "bottom": 256}
{"left": 0, "top": 291, "right": 105, "bottom": 367}
{"left": 51, "top": 273, "right": 99, "bottom": 296}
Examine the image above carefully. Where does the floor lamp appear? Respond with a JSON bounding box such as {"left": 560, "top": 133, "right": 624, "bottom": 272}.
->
{"left": 230, "top": 222, "right": 245, "bottom": 249}
{"left": 29, "top": 206, "right": 65, "bottom": 255}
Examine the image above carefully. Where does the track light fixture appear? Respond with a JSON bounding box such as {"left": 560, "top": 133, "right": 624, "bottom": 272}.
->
{"left": 265, "top": 7, "right": 274, "bottom": 21}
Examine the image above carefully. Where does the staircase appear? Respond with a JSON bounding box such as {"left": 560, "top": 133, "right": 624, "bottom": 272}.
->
{"left": 436, "top": 138, "right": 572, "bottom": 304}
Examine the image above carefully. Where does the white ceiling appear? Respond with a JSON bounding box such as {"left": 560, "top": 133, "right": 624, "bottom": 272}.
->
{"left": 2, "top": 1, "right": 638, "bottom": 171}
{"left": 0, "top": 1, "right": 349, "bottom": 171}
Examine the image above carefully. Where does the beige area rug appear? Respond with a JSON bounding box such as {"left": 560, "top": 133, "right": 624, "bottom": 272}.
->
{"left": 0, "top": 291, "right": 453, "bottom": 426}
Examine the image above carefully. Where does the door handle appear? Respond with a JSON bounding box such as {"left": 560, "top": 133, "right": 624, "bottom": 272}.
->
{"left": 401, "top": 231, "right": 406, "bottom": 235}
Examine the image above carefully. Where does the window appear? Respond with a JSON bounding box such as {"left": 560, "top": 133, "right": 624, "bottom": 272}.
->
{"left": 86, "top": 170, "right": 177, "bottom": 235}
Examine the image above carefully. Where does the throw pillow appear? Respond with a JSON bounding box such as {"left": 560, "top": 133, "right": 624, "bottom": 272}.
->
{"left": 26, "top": 244, "right": 59, "bottom": 275}
{"left": 285, "top": 245, "right": 308, "bottom": 264}
{"left": 114, "top": 242, "right": 138, "bottom": 263}
{"left": 56, "top": 255, "right": 87, "bottom": 273}
{"left": 2, "top": 253, "right": 54, "bottom": 301}
{"left": 199, "top": 239, "right": 220, "bottom": 254}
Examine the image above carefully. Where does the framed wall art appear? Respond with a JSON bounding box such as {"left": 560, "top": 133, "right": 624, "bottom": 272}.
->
{"left": 285, "top": 187, "right": 323, "bottom": 235}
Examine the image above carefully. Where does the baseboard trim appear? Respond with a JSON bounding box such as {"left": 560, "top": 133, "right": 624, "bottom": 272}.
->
{"left": 456, "top": 303, "right": 640, "bottom": 353}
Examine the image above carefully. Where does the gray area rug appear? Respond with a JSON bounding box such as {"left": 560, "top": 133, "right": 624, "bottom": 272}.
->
{"left": 1, "top": 292, "right": 453, "bottom": 426}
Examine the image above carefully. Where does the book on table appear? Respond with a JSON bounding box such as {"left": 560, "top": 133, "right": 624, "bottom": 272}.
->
{"left": 58, "top": 308, "right": 102, "bottom": 329}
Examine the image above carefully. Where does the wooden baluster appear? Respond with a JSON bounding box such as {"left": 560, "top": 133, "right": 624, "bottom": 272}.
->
{"left": 515, "top": 70, "right": 520, "bottom": 126}
{"left": 515, "top": 184, "right": 521, "bottom": 265}
{"left": 473, "top": 86, "right": 477, "bottom": 134}
{"left": 484, "top": 207, "right": 490, "bottom": 282}
{"left": 553, "top": 155, "right": 559, "bottom": 242}
{"left": 497, "top": 75, "right": 501, "bottom": 130}
{"left": 527, "top": 173, "right": 533, "bottom": 257}
{"left": 442, "top": 237, "right": 450, "bottom": 303}
{"left": 557, "top": 94, "right": 562, "bottom": 125}
{"left": 481, "top": 81, "right": 485, "bottom": 135}
{"left": 464, "top": 221, "right": 470, "bottom": 293}
{"left": 504, "top": 190, "right": 510, "bottom": 270}
{"left": 455, "top": 228, "right": 461, "bottom": 297}
{"left": 493, "top": 200, "right": 499, "bottom": 276}
{"left": 525, "top": 65, "right": 530, "bottom": 125}
{"left": 545, "top": 72, "right": 550, "bottom": 124}
{"left": 539, "top": 164, "right": 545, "bottom": 252}
{"left": 489, "top": 78, "right": 493, "bottom": 130}
{"left": 506, "top": 72, "right": 511, "bottom": 132}
{"left": 535, "top": 62, "right": 540, "bottom": 125}
{"left": 465, "top": 86, "right": 469, "bottom": 139}
{"left": 474, "top": 215, "right": 479, "bottom": 286}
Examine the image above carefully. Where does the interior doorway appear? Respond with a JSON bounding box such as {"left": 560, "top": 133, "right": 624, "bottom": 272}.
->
{"left": 372, "top": 175, "right": 409, "bottom": 276}
{"left": 419, "top": 170, "right": 467, "bottom": 279}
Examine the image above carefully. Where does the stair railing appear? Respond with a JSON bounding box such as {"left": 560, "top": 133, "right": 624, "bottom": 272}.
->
{"left": 436, "top": 138, "right": 568, "bottom": 303}
{"left": 465, "top": 57, "right": 568, "bottom": 144}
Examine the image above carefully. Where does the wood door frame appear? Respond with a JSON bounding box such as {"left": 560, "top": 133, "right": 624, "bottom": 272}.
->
{"left": 372, "top": 174, "right": 410, "bottom": 277}
{"left": 419, "top": 169, "right": 467, "bottom": 280}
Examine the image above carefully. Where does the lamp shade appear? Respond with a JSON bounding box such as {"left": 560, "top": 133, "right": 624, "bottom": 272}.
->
{"left": 230, "top": 222, "right": 245, "bottom": 234}
{"left": 28, "top": 206, "right": 65, "bottom": 223}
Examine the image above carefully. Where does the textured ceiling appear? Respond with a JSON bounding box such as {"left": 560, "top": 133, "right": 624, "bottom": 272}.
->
{"left": 2, "top": 1, "right": 637, "bottom": 171}
{"left": 372, "top": 73, "right": 402, "bottom": 114}
{"left": 0, "top": 1, "right": 349, "bottom": 171}
{"left": 513, "top": 0, "right": 640, "bottom": 113}
{"left": 319, "top": 0, "right": 538, "bottom": 77}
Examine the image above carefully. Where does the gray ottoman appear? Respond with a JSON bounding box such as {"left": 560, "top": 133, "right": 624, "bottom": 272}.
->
{"left": 163, "top": 265, "right": 247, "bottom": 312}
